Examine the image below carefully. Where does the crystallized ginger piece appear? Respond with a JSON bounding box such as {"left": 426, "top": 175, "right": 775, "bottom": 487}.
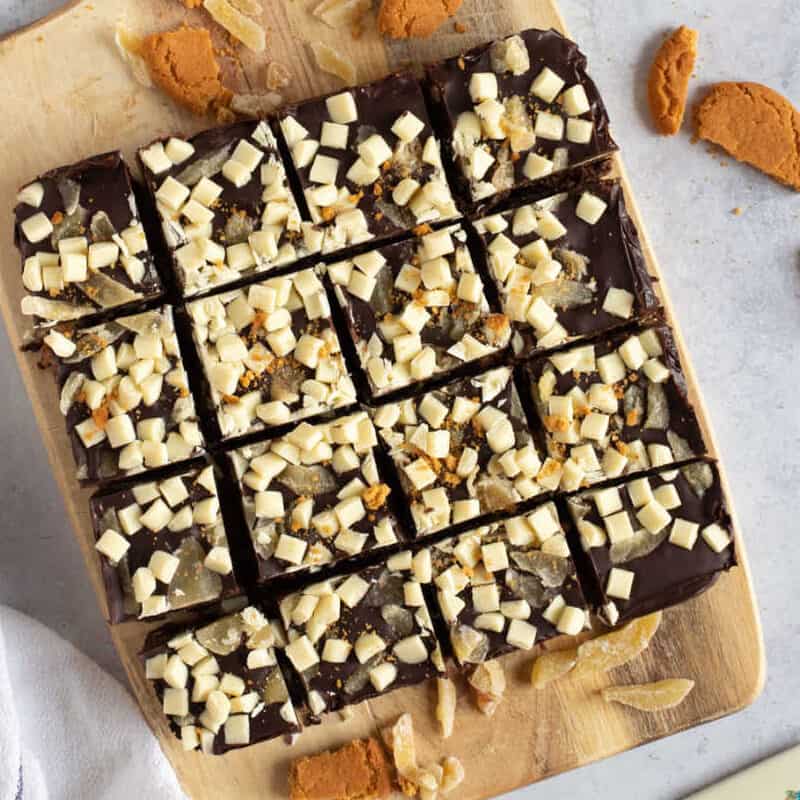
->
{"left": 531, "top": 647, "right": 578, "bottom": 689}
{"left": 436, "top": 677, "right": 457, "bottom": 738}
{"left": 203, "top": 0, "right": 266, "bottom": 52}
{"left": 468, "top": 659, "right": 505, "bottom": 716}
{"left": 314, "top": 0, "right": 372, "bottom": 29}
{"left": 310, "top": 41, "right": 357, "bottom": 85}
{"left": 602, "top": 678, "right": 695, "bottom": 711}
{"left": 572, "top": 612, "right": 662, "bottom": 677}
{"left": 440, "top": 756, "right": 465, "bottom": 794}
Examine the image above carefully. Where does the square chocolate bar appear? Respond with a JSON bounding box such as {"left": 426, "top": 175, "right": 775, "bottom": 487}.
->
{"left": 92, "top": 464, "right": 239, "bottom": 623}
{"left": 187, "top": 268, "right": 356, "bottom": 440}
{"left": 426, "top": 502, "right": 588, "bottom": 666}
{"left": 473, "top": 181, "right": 658, "bottom": 356}
{"left": 524, "top": 325, "right": 706, "bottom": 490}
{"left": 142, "top": 606, "right": 301, "bottom": 754}
{"left": 14, "top": 151, "right": 162, "bottom": 329}
{"left": 329, "top": 223, "right": 511, "bottom": 397}
{"left": 230, "top": 411, "right": 401, "bottom": 582}
{"left": 280, "top": 557, "right": 445, "bottom": 717}
{"left": 49, "top": 306, "right": 204, "bottom": 483}
{"left": 566, "top": 462, "right": 735, "bottom": 624}
{"left": 372, "top": 367, "right": 552, "bottom": 536}
{"left": 138, "top": 121, "right": 317, "bottom": 297}
{"left": 426, "top": 29, "right": 617, "bottom": 205}
{"left": 278, "top": 73, "right": 458, "bottom": 254}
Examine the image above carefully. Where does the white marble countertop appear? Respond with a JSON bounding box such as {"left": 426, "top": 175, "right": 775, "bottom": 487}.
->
{"left": 1, "top": 1, "right": 798, "bottom": 798}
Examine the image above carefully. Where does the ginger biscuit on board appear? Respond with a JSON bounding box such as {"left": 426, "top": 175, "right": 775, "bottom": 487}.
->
{"left": 378, "top": 0, "right": 463, "bottom": 39}
{"left": 140, "top": 26, "right": 233, "bottom": 116}
{"left": 289, "top": 738, "right": 394, "bottom": 800}
{"left": 647, "top": 25, "right": 698, "bottom": 135}
{"left": 696, "top": 82, "right": 800, "bottom": 191}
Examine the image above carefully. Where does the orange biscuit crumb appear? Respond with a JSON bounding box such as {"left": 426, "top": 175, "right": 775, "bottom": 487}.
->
{"left": 647, "top": 25, "right": 698, "bottom": 135}
{"left": 180, "top": 0, "right": 203, "bottom": 8}
{"left": 139, "top": 26, "right": 233, "bottom": 116}
{"left": 289, "top": 737, "right": 393, "bottom": 800}
{"left": 362, "top": 483, "right": 391, "bottom": 510}
{"left": 377, "top": 0, "right": 463, "bottom": 39}
{"left": 695, "top": 82, "right": 800, "bottom": 191}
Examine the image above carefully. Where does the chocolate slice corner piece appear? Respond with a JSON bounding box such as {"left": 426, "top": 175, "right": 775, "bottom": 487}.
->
{"left": 371, "top": 366, "right": 553, "bottom": 537}
{"left": 280, "top": 556, "right": 445, "bottom": 717}
{"left": 50, "top": 305, "right": 205, "bottom": 484}
{"left": 524, "top": 324, "right": 706, "bottom": 491}
{"left": 138, "top": 120, "right": 317, "bottom": 298}
{"left": 566, "top": 461, "right": 735, "bottom": 625}
{"left": 91, "top": 464, "right": 240, "bottom": 624}
{"left": 141, "top": 605, "right": 301, "bottom": 754}
{"left": 425, "top": 28, "right": 617, "bottom": 208}
{"left": 329, "top": 223, "right": 511, "bottom": 398}
{"left": 278, "top": 72, "right": 459, "bottom": 255}
{"left": 229, "top": 410, "right": 402, "bottom": 583}
{"left": 186, "top": 268, "right": 356, "bottom": 441}
{"left": 473, "top": 180, "right": 659, "bottom": 358}
{"left": 14, "top": 151, "right": 163, "bottom": 331}
{"left": 426, "top": 500, "right": 588, "bottom": 666}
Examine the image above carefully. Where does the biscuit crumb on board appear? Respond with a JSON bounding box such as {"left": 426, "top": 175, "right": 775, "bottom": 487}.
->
{"left": 288, "top": 738, "right": 393, "bottom": 800}
{"left": 695, "top": 82, "right": 800, "bottom": 191}
{"left": 139, "top": 26, "right": 233, "bottom": 116}
{"left": 378, "top": 0, "right": 464, "bottom": 39}
{"left": 647, "top": 25, "right": 698, "bottom": 135}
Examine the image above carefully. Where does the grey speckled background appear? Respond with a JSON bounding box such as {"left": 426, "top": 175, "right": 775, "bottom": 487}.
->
{"left": 1, "top": 1, "right": 799, "bottom": 798}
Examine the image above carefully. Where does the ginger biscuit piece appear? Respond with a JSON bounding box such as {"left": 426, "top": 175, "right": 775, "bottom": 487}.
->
{"left": 289, "top": 738, "right": 394, "bottom": 800}
{"left": 378, "top": 0, "right": 463, "bottom": 39}
{"left": 647, "top": 25, "right": 698, "bottom": 135}
{"left": 139, "top": 26, "right": 232, "bottom": 116}
{"left": 695, "top": 82, "right": 800, "bottom": 191}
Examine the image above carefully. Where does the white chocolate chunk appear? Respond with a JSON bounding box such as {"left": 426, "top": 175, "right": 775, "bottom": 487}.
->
{"left": 326, "top": 91, "right": 358, "bottom": 124}
{"left": 575, "top": 191, "right": 608, "bottom": 225}
{"left": 95, "top": 529, "right": 130, "bottom": 564}
{"left": 530, "top": 67, "right": 565, "bottom": 103}
{"left": 606, "top": 567, "right": 635, "bottom": 600}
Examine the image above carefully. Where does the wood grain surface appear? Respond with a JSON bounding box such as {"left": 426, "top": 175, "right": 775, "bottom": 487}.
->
{"left": 0, "top": 2, "right": 765, "bottom": 799}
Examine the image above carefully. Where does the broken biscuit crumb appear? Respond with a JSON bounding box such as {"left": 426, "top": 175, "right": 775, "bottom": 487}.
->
{"left": 647, "top": 25, "right": 698, "bottom": 135}
{"left": 288, "top": 738, "right": 393, "bottom": 800}
{"left": 378, "top": 0, "right": 463, "bottom": 39}
{"left": 310, "top": 40, "right": 357, "bottom": 84}
{"left": 695, "top": 82, "right": 800, "bottom": 191}
{"left": 139, "top": 26, "right": 232, "bottom": 116}
{"left": 230, "top": 91, "right": 283, "bottom": 117}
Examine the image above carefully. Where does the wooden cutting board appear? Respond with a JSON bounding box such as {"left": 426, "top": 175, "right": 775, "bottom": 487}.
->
{"left": 0, "top": 2, "right": 765, "bottom": 799}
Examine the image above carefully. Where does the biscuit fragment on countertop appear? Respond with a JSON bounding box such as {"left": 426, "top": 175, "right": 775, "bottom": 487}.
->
{"left": 695, "top": 82, "right": 800, "bottom": 191}
{"left": 647, "top": 25, "right": 697, "bottom": 135}
{"left": 139, "top": 26, "right": 232, "bottom": 116}
{"left": 289, "top": 738, "right": 394, "bottom": 800}
{"left": 378, "top": 0, "right": 463, "bottom": 39}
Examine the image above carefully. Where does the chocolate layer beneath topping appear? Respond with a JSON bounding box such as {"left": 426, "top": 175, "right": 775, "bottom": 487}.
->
{"left": 230, "top": 411, "right": 401, "bottom": 583}
{"left": 525, "top": 325, "right": 707, "bottom": 490}
{"left": 52, "top": 306, "right": 204, "bottom": 483}
{"left": 372, "top": 366, "right": 551, "bottom": 536}
{"left": 139, "top": 121, "right": 317, "bottom": 297}
{"left": 14, "top": 151, "right": 162, "bottom": 328}
{"left": 330, "top": 224, "right": 511, "bottom": 397}
{"left": 280, "top": 559, "right": 445, "bottom": 716}
{"left": 91, "top": 465, "right": 239, "bottom": 623}
{"left": 427, "top": 502, "right": 588, "bottom": 665}
{"left": 566, "top": 461, "right": 735, "bottom": 624}
{"left": 279, "top": 73, "right": 458, "bottom": 255}
{"left": 187, "top": 269, "right": 356, "bottom": 440}
{"left": 426, "top": 29, "right": 617, "bottom": 206}
{"left": 141, "top": 606, "right": 300, "bottom": 754}
{"left": 474, "top": 181, "right": 659, "bottom": 356}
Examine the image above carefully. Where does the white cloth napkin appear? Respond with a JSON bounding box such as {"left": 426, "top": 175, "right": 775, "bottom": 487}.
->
{"left": 0, "top": 606, "right": 185, "bottom": 800}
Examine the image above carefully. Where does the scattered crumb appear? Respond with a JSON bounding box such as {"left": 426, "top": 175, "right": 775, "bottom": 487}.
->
{"left": 310, "top": 40, "right": 357, "bottom": 84}
{"left": 378, "top": 0, "right": 463, "bottom": 39}
{"left": 180, "top": 0, "right": 203, "bottom": 8}
{"left": 732, "top": 206, "right": 743, "bottom": 216}
{"left": 139, "top": 26, "right": 232, "bottom": 115}
{"left": 289, "top": 738, "right": 393, "bottom": 800}
{"left": 696, "top": 82, "right": 800, "bottom": 190}
{"left": 647, "top": 25, "right": 698, "bottom": 135}
{"left": 454, "top": 21, "right": 468, "bottom": 33}
{"left": 230, "top": 92, "right": 283, "bottom": 117}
